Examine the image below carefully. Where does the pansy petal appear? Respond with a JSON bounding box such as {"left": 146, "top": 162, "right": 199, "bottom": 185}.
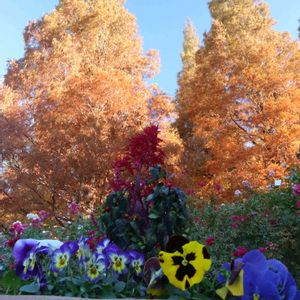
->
{"left": 242, "top": 250, "right": 267, "bottom": 269}
{"left": 13, "top": 239, "right": 38, "bottom": 264}
{"left": 226, "top": 269, "right": 244, "bottom": 296}
{"left": 159, "top": 241, "right": 211, "bottom": 291}
{"left": 159, "top": 250, "right": 186, "bottom": 290}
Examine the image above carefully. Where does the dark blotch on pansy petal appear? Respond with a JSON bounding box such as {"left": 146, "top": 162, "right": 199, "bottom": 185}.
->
{"left": 175, "top": 263, "right": 196, "bottom": 281}
{"left": 166, "top": 235, "right": 189, "bottom": 253}
{"left": 186, "top": 252, "right": 196, "bottom": 262}
{"left": 172, "top": 256, "right": 183, "bottom": 265}
{"left": 185, "top": 279, "right": 190, "bottom": 289}
{"left": 202, "top": 247, "right": 210, "bottom": 259}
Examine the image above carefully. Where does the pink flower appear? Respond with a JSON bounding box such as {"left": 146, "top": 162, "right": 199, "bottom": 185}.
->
{"left": 239, "top": 216, "right": 247, "bottom": 222}
{"left": 205, "top": 236, "right": 214, "bottom": 246}
{"left": 197, "top": 181, "right": 206, "bottom": 188}
{"left": 231, "top": 222, "right": 238, "bottom": 229}
{"left": 296, "top": 201, "right": 300, "bottom": 208}
{"left": 39, "top": 210, "right": 48, "bottom": 220}
{"left": 292, "top": 183, "right": 300, "bottom": 197}
{"left": 259, "top": 247, "right": 266, "bottom": 253}
{"left": 68, "top": 201, "right": 80, "bottom": 215}
{"left": 233, "top": 246, "right": 248, "bottom": 257}
{"left": 10, "top": 221, "right": 25, "bottom": 235}
{"left": 186, "top": 189, "right": 195, "bottom": 196}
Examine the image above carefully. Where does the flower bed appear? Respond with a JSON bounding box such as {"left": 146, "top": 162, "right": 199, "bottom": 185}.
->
{"left": 0, "top": 127, "right": 300, "bottom": 299}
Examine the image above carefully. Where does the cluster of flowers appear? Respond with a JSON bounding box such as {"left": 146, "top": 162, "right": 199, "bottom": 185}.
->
{"left": 157, "top": 237, "right": 299, "bottom": 299}
{"left": 217, "top": 250, "right": 299, "bottom": 300}
{"left": 13, "top": 237, "right": 144, "bottom": 288}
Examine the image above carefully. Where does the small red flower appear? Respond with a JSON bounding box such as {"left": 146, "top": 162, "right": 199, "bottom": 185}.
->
{"left": 231, "top": 222, "right": 238, "bottom": 229}
{"left": 232, "top": 215, "right": 240, "bottom": 221}
{"left": 295, "top": 200, "right": 300, "bottom": 208}
{"left": 7, "top": 237, "right": 19, "bottom": 248}
{"left": 215, "top": 184, "right": 222, "bottom": 192}
{"left": 259, "top": 247, "right": 266, "bottom": 253}
{"left": 194, "top": 216, "right": 200, "bottom": 222}
{"left": 86, "top": 238, "right": 96, "bottom": 251}
{"left": 197, "top": 181, "right": 206, "bottom": 188}
{"left": 105, "top": 207, "right": 111, "bottom": 213}
{"left": 205, "top": 236, "right": 214, "bottom": 246}
{"left": 233, "top": 246, "right": 248, "bottom": 257}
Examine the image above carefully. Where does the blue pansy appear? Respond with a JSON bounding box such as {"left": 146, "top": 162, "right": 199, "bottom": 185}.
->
{"left": 85, "top": 253, "right": 109, "bottom": 283}
{"left": 51, "top": 241, "right": 78, "bottom": 272}
{"left": 95, "top": 238, "right": 110, "bottom": 256}
{"left": 105, "top": 243, "right": 129, "bottom": 274}
{"left": 13, "top": 239, "right": 40, "bottom": 280}
{"left": 217, "top": 250, "right": 299, "bottom": 300}
{"left": 128, "top": 250, "right": 144, "bottom": 276}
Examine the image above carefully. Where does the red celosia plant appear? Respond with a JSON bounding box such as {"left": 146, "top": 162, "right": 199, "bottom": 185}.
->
{"left": 112, "top": 125, "right": 165, "bottom": 215}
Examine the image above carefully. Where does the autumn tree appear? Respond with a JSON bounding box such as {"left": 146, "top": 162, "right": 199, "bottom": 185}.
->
{"left": 0, "top": 0, "right": 179, "bottom": 222}
{"left": 176, "top": 0, "right": 300, "bottom": 200}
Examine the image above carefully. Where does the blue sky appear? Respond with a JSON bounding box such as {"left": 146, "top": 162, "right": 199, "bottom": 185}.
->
{"left": 0, "top": 0, "right": 299, "bottom": 96}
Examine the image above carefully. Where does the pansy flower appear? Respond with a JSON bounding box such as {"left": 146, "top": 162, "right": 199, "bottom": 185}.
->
{"left": 76, "top": 237, "right": 92, "bottom": 264}
{"left": 216, "top": 250, "right": 299, "bottom": 300}
{"left": 159, "top": 236, "right": 212, "bottom": 291}
{"left": 95, "top": 238, "right": 110, "bottom": 256}
{"left": 51, "top": 241, "right": 78, "bottom": 272}
{"left": 106, "top": 243, "right": 129, "bottom": 274}
{"left": 128, "top": 250, "right": 144, "bottom": 276}
{"left": 13, "top": 238, "right": 62, "bottom": 280}
{"left": 13, "top": 239, "right": 40, "bottom": 280}
{"left": 85, "top": 253, "right": 109, "bottom": 283}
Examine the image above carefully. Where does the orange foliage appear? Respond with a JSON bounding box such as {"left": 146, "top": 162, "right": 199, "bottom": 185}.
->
{"left": 0, "top": 0, "right": 181, "bottom": 222}
{"left": 176, "top": 0, "right": 300, "bottom": 201}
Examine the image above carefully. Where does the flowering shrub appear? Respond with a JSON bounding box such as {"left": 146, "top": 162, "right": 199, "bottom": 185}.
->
{"left": 189, "top": 167, "right": 300, "bottom": 285}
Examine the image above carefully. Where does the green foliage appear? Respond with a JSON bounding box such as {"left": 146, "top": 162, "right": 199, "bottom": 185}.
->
{"left": 189, "top": 176, "right": 300, "bottom": 285}
{"left": 99, "top": 166, "right": 189, "bottom": 257}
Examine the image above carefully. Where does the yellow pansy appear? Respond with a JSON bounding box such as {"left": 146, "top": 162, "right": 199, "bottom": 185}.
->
{"left": 159, "top": 241, "right": 212, "bottom": 290}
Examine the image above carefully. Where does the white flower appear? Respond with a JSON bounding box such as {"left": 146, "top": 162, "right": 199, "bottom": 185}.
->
{"left": 26, "top": 213, "right": 40, "bottom": 221}
{"left": 234, "top": 190, "right": 242, "bottom": 197}
{"left": 274, "top": 179, "right": 282, "bottom": 187}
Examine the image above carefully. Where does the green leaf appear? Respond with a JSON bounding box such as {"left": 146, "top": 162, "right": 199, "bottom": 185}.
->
{"left": 20, "top": 282, "right": 40, "bottom": 294}
{"left": 149, "top": 213, "right": 160, "bottom": 219}
{"left": 114, "top": 281, "right": 126, "bottom": 293}
{"left": 0, "top": 270, "right": 23, "bottom": 294}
